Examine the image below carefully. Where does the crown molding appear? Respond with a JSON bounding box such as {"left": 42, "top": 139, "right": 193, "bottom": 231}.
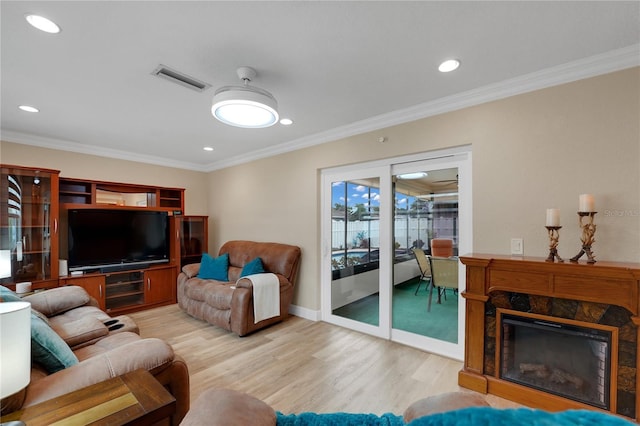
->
{"left": 3, "top": 45, "right": 638, "bottom": 173}
{"left": 204, "top": 44, "right": 640, "bottom": 171}
{"left": 0, "top": 130, "right": 209, "bottom": 172}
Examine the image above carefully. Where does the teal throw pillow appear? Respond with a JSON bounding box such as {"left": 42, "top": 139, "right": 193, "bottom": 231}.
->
{"left": 240, "top": 257, "right": 266, "bottom": 278}
{"left": 0, "top": 285, "right": 22, "bottom": 302}
{"left": 198, "top": 253, "right": 229, "bottom": 281}
{"left": 31, "top": 313, "right": 79, "bottom": 373}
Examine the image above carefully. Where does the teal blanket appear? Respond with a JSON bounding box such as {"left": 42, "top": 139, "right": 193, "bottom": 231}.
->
{"left": 277, "top": 407, "right": 633, "bottom": 425}
{"left": 277, "top": 412, "right": 403, "bottom": 426}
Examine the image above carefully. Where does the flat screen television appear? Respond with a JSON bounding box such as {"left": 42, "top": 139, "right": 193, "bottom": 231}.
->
{"left": 67, "top": 208, "right": 170, "bottom": 272}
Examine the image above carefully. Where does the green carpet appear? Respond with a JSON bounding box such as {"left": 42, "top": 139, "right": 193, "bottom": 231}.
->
{"left": 332, "top": 278, "right": 458, "bottom": 343}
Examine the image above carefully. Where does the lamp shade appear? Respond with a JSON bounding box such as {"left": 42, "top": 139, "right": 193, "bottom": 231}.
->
{"left": 0, "top": 301, "right": 31, "bottom": 398}
{"left": 211, "top": 85, "right": 279, "bottom": 128}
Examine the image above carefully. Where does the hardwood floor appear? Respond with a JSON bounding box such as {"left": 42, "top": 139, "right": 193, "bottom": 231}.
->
{"left": 129, "top": 304, "right": 521, "bottom": 415}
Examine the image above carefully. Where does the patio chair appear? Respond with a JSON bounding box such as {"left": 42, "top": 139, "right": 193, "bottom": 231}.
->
{"left": 430, "top": 238, "right": 454, "bottom": 257}
{"left": 411, "top": 248, "right": 432, "bottom": 295}
{"left": 427, "top": 256, "right": 459, "bottom": 312}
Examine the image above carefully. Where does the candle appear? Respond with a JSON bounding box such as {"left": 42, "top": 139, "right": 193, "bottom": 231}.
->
{"left": 579, "top": 194, "right": 595, "bottom": 212}
{"left": 546, "top": 208, "right": 560, "bottom": 227}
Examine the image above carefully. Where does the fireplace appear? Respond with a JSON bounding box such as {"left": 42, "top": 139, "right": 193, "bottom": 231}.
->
{"left": 458, "top": 255, "right": 640, "bottom": 420}
{"left": 499, "top": 311, "right": 615, "bottom": 410}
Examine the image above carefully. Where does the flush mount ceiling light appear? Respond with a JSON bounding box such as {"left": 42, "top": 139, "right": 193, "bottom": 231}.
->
{"left": 211, "top": 67, "right": 279, "bottom": 128}
{"left": 438, "top": 59, "right": 460, "bottom": 73}
{"left": 397, "top": 172, "right": 428, "bottom": 180}
{"left": 18, "top": 105, "right": 39, "bottom": 113}
{"left": 25, "top": 14, "right": 61, "bottom": 33}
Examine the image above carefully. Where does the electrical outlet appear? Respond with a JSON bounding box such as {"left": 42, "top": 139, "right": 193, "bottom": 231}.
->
{"left": 511, "top": 238, "right": 524, "bottom": 255}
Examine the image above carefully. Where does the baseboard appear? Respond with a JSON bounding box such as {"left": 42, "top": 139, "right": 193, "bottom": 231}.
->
{"left": 288, "top": 304, "right": 321, "bottom": 321}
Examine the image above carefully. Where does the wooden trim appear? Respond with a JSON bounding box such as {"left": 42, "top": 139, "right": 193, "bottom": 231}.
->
{"left": 458, "top": 254, "right": 640, "bottom": 420}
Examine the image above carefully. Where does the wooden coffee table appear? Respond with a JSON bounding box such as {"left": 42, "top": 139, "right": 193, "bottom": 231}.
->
{"left": 1, "top": 369, "right": 175, "bottom": 425}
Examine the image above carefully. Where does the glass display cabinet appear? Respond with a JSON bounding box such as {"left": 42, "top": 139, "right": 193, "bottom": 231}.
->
{"left": 176, "top": 216, "right": 208, "bottom": 267}
{"left": 0, "top": 165, "right": 59, "bottom": 288}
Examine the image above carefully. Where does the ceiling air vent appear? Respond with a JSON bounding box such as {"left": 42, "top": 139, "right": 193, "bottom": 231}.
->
{"left": 151, "top": 64, "right": 211, "bottom": 92}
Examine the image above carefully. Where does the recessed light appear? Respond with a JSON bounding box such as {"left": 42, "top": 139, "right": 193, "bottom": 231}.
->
{"left": 438, "top": 59, "right": 460, "bottom": 73}
{"left": 18, "top": 105, "right": 39, "bottom": 113}
{"left": 203, "top": 146, "right": 214, "bottom": 152}
{"left": 25, "top": 14, "right": 61, "bottom": 34}
{"left": 279, "top": 118, "right": 293, "bottom": 126}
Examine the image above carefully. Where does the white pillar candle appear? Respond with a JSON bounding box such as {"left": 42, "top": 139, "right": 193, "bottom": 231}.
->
{"left": 579, "top": 194, "right": 595, "bottom": 212}
{"left": 546, "top": 208, "right": 560, "bottom": 227}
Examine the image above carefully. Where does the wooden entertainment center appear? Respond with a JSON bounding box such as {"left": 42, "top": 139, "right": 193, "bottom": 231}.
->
{"left": 0, "top": 164, "right": 208, "bottom": 315}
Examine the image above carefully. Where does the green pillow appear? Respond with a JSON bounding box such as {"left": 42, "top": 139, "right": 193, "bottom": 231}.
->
{"left": 198, "top": 253, "right": 229, "bottom": 281}
{"left": 240, "top": 257, "right": 266, "bottom": 277}
{"left": 0, "top": 285, "right": 22, "bottom": 302}
{"left": 31, "top": 313, "right": 79, "bottom": 373}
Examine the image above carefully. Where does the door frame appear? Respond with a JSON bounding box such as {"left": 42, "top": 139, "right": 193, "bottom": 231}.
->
{"left": 320, "top": 145, "right": 472, "bottom": 360}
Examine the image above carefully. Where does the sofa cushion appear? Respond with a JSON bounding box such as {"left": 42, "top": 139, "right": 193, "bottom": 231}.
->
{"left": 240, "top": 257, "right": 265, "bottom": 277}
{"left": 31, "top": 313, "right": 79, "bottom": 373}
{"left": 183, "top": 279, "right": 234, "bottom": 310}
{"left": 198, "top": 253, "right": 229, "bottom": 281}
{"left": 73, "top": 331, "right": 142, "bottom": 361}
{"left": 51, "top": 317, "right": 109, "bottom": 348}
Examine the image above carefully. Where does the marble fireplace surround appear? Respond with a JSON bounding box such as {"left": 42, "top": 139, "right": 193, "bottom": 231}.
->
{"left": 458, "top": 254, "right": 640, "bottom": 421}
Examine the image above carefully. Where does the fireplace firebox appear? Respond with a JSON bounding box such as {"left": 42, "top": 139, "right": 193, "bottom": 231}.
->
{"left": 498, "top": 310, "right": 615, "bottom": 410}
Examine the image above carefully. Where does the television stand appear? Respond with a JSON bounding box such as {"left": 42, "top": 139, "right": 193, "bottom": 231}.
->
{"left": 59, "top": 264, "right": 176, "bottom": 315}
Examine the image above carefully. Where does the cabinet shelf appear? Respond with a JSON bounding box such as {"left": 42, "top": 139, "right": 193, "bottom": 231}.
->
{"left": 59, "top": 178, "right": 184, "bottom": 214}
{"left": 106, "top": 290, "right": 144, "bottom": 300}
{"left": 1, "top": 164, "right": 59, "bottom": 287}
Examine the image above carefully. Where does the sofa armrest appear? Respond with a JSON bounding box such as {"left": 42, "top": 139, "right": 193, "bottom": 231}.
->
{"left": 181, "top": 263, "right": 200, "bottom": 278}
{"left": 231, "top": 275, "right": 293, "bottom": 336}
{"left": 235, "top": 274, "right": 290, "bottom": 290}
{"left": 23, "top": 286, "right": 91, "bottom": 317}
{"left": 23, "top": 337, "right": 175, "bottom": 407}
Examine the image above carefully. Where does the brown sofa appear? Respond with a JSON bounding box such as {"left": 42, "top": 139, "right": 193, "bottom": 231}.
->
{"left": 177, "top": 240, "right": 302, "bottom": 336}
{"left": 0, "top": 286, "right": 190, "bottom": 425}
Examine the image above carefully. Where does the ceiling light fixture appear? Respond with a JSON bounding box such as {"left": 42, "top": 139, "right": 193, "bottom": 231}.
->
{"left": 25, "top": 14, "right": 61, "bottom": 33}
{"left": 203, "top": 146, "right": 214, "bottom": 152}
{"left": 438, "top": 59, "right": 460, "bottom": 73}
{"left": 279, "top": 118, "right": 293, "bottom": 126}
{"left": 397, "top": 172, "right": 428, "bottom": 180}
{"left": 18, "top": 105, "right": 39, "bottom": 113}
{"left": 211, "top": 67, "right": 279, "bottom": 128}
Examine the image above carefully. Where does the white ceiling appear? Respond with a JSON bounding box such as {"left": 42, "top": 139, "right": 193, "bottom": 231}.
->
{"left": 2, "top": 1, "right": 639, "bottom": 172}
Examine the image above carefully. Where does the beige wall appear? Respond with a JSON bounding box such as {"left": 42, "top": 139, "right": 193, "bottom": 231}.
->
{"left": 0, "top": 143, "right": 209, "bottom": 214}
{"left": 2, "top": 68, "right": 638, "bottom": 313}
{"left": 209, "top": 68, "right": 640, "bottom": 311}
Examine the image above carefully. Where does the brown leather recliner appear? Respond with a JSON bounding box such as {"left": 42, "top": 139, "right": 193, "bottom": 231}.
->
{"left": 177, "top": 240, "right": 302, "bottom": 336}
{"left": 1, "top": 286, "right": 190, "bottom": 425}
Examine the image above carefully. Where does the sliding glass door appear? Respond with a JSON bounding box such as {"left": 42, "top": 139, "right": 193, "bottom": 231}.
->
{"left": 321, "top": 148, "right": 471, "bottom": 360}
{"left": 390, "top": 158, "right": 468, "bottom": 359}
{"left": 322, "top": 167, "right": 392, "bottom": 338}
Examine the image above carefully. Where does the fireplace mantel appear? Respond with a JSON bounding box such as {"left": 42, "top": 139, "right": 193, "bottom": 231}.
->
{"left": 459, "top": 254, "right": 640, "bottom": 420}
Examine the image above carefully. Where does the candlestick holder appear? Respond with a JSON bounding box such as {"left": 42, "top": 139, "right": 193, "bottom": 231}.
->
{"left": 545, "top": 226, "right": 563, "bottom": 262}
{"left": 570, "top": 212, "right": 597, "bottom": 264}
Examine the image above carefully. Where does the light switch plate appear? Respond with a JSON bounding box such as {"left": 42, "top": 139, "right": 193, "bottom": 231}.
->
{"left": 511, "top": 238, "right": 524, "bottom": 255}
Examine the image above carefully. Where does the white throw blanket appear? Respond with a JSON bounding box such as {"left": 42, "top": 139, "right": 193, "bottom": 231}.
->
{"left": 238, "top": 273, "right": 280, "bottom": 323}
